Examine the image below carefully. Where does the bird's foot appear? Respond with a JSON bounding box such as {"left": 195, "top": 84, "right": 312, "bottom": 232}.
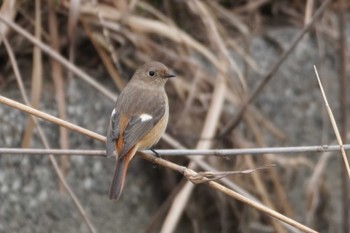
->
{"left": 150, "top": 148, "right": 161, "bottom": 158}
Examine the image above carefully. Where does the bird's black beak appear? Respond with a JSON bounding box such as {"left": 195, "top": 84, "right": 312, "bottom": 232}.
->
{"left": 166, "top": 72, "right": 176, "bottom": 78}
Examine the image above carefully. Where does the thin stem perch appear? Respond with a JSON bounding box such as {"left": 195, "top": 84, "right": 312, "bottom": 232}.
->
{"left": 1, "top": 145, "right": 350, "bottom": 157}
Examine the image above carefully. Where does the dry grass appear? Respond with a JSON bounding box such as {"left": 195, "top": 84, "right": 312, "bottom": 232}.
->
{"left": 0, "top": 0, "right": 349, "bottom": 232}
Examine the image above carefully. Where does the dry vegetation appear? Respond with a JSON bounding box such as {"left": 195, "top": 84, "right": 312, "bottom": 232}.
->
{"left": 0, "top": 0, "right": 350, "bottom": 233}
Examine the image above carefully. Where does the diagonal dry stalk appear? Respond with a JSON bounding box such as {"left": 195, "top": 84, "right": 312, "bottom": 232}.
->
{"left": 313, "top": 66, "right": 350, "bottom": 179}
{"left": 0, "top": 95, "right": 317, "bottom": 233}
{"left": 1, "top": 35, "right": 97, "bottom": 233}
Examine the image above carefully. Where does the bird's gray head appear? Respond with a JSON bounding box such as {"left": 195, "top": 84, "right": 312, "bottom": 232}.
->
{"left": 132, "top": 61, "right": 175, "bottom": 87}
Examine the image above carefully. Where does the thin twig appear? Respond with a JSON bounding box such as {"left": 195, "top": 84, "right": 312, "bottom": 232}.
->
{"left": 314, "top": 65, "right": 350, "bottom": 179}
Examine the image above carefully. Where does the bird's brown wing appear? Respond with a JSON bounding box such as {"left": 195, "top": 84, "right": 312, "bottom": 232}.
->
{"left": 118, "top": 97, "right": 166, "bottom": 158}
{"left": 106, "top": 86, "right": 166, "bottom": 159}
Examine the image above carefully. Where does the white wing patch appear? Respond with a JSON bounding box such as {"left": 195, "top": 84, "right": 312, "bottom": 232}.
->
{"left": 111, "top": 109, "right": 116, "bottom": 117}
{"left": 140, "top": 113, "right": 153, "bottom": 122}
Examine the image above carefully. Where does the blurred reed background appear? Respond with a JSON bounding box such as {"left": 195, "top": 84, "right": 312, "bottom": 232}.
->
{"left": 0, "top": 0, "right": 349, "bottom": 233}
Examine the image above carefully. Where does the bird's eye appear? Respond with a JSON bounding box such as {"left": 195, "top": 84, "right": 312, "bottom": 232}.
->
{"left": 148, "top": 70, "right": 155, "bottom": 77}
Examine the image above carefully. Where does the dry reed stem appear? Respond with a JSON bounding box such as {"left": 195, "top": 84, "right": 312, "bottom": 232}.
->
{"left": 48, "top": 0, "right": 70, "bottom": 192}
{"left": 67, "top": 0, "right": 80, "bottom": 81}
{"left": 219, "top": 0, "right": 333, "bottom": 137}
{"left": 0, "top": 95, "right": 320, "bottom": 233}
{"left": 66, "top": 0, "right": 78, "bottom": 89}
{"left": 67, "top": 0, "right": 80, "bottom": 42}
{"left": 314, "top": 66, "right": 350, "bottom": 180}
{"left": 0, "top": 0, "right": 16, "bottom": 43}
{"left": 304, "top": 0, "right": 314, "bottom": 25}
{"left": 1, "top": 35, "right": 97, "bottom": 233}
{"left": 21, "top": 0, "right": 43, "bottom": 148}
{"left": 314, "top": 65, "right": 350, "bottom": 231}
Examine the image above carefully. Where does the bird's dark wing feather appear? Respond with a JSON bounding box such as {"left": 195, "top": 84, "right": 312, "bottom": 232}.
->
{"left": 106, "top": 110, "right": 119, "bottom": 158}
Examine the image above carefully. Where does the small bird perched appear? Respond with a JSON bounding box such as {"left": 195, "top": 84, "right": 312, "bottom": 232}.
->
{"left": 106, "top": 61, "right": 175, "bottom": 200}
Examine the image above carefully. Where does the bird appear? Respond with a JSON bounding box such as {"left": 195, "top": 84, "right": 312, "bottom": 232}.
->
{"left": 106, "top": 61, "right": 175, "bottom": 200}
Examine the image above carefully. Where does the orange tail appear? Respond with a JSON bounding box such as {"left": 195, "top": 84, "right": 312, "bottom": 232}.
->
{"left": 109, "top": 149, "right": 135, "bottom": 200}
